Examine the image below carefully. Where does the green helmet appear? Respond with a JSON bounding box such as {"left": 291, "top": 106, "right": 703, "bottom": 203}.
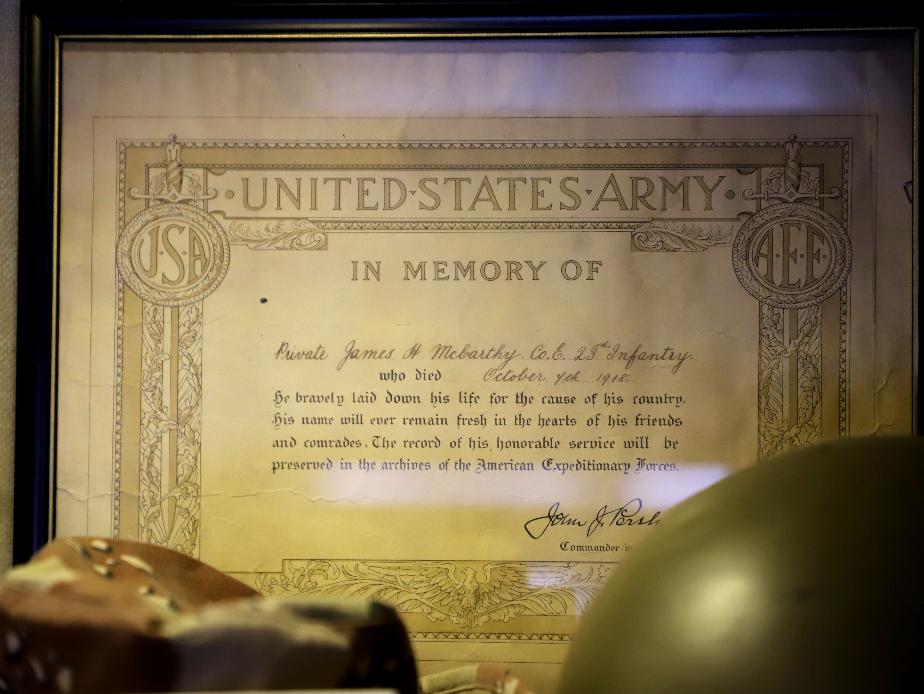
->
{"left": 559, "top": 437, "right": 923, "bottom": 694}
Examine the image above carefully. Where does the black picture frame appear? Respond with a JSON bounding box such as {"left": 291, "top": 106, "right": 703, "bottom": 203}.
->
{"left": 14, "top": 0, "right": 919, "bottom": 566}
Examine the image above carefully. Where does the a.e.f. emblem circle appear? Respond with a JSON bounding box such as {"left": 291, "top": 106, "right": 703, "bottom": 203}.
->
{"left": 732, "top": 202, "right": 851, "bottom": 309}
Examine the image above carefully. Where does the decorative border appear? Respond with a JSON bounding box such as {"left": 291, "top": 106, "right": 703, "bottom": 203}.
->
{"left": 115, "top": 138, "right": 847, "bottom": 151}
{"left": 412, "top": 631, "right": 573, "bottom": 642}
{"left": 757, "top": 302, "right": 786, "bottom": 456}
{"left": 233, "top": 559, "right": 612, "bottom": 638}
{"left": 746, "top": 141, "right": 851, "bottom": 457}
{"left": 839, "top": 286, "right": 849, "bottom": 436}
{"left": 755, "top": 298, "right": 827, "bottom": 455}
{"left": 838, "top": 138, "right": 851, "bottom": 438}
{"left": 112, "top": 135, "right": 851, "bottom": 641}
{"left": 315, "top": 220, "right": 643, "bottom": 232}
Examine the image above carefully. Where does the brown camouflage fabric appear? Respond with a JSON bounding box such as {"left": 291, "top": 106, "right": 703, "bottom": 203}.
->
{"left": 0, "top": 538, "right": 416, "bottom": 693}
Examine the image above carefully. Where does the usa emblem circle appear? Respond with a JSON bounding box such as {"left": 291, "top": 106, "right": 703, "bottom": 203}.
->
{"left": 116, "top": 203, "right": 230, "bottom": 306}
{"left": 732, "top": 202, "right": 851, "bottom": 309}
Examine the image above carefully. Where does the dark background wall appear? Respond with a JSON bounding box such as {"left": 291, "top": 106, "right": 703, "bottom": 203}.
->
{"left": 1, "top": 0, "right": 20, "bottom": 571}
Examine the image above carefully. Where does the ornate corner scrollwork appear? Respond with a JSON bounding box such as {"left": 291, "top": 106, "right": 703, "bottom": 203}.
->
{"left": 226, "top": 218, "right": 328, "bottom": 250}
{"left": 129, "top": 135, "right": 218, "bottom": 204}
{"left": 631, "top": 221, "right": 735, "bottom": 252}
{"left": 743, "top": 134, "right": 840, "bottom": 204}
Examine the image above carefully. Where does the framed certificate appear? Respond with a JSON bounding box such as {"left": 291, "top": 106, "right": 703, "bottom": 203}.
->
{"left": 16, "top": 2, "right": 918, "bottom": 686}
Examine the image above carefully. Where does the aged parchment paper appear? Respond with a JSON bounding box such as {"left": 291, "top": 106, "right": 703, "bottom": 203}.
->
{"left": 58, "top": 39, "right": 915, "bottom": 688}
